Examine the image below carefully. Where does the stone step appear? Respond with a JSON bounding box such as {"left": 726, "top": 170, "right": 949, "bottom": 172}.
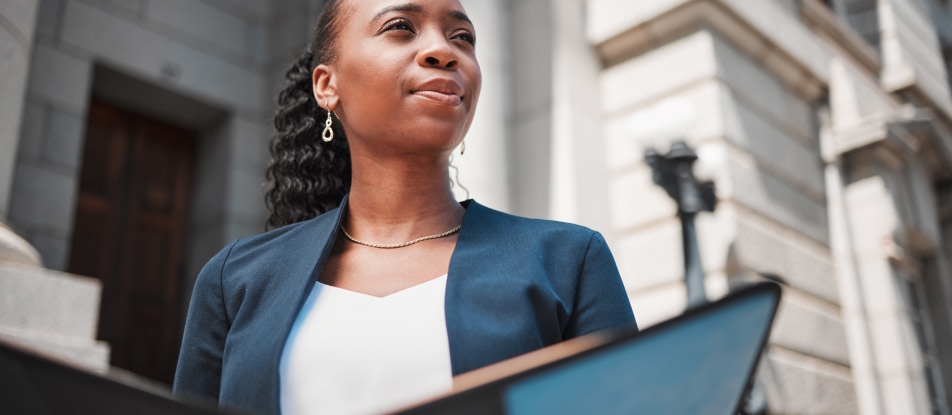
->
{"left": 0, "top": 327, "right": 109, "bottom": 373}
{"left": 0, "top": 260, "right": 101, "bottom": 340}
{"left": 0, "top": 259, "right": 109, "bottom": 370}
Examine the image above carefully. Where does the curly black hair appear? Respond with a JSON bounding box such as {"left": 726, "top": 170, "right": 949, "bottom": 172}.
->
{"left": 265, "top": 0, "right": 351, "bottom": 229}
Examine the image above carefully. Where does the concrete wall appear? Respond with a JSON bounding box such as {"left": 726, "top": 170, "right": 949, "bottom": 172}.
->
{"left": 0, "top": 0, "right": 112, "bottom": 373}
{"left": 10, "top": 0, "right": 281, "bottom": 279}
{"left": 0, "top": 0, "right": 40, "bottom": 217}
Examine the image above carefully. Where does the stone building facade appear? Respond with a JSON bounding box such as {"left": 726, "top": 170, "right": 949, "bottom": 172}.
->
{"left": 1, "top": 0, "right": 951, "bottom": 413}
{"left": 576, "top": 1, "right": 952, "bottom": 413}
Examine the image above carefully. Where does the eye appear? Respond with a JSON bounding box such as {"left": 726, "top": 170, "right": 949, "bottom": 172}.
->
{"left": 452, "top": 31, "right": 476, "bottom": 46}
{"left": 382, "top": 18, "right": 415, "bottom": 33}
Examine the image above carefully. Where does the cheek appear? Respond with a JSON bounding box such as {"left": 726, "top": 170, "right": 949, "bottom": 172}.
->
{"left": 466, "top": 62, "right": 483, "bottom": 114}
{"left": 338, "top": 56, "right": 418, "bottom": 138}
{"left": 335, "top": 57, "right": 412, "bottom": 140}
{"left": 341, "top": 61, "right": 399, "bottom": 110}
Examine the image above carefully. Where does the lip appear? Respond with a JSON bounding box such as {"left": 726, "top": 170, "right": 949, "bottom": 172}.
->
{"left": 411, "top": 78, "right": 464, "bottom": 106}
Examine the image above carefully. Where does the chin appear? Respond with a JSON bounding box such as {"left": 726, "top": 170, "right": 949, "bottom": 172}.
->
{"left": 410, "top": 113, "right": 470, "bottom": 138}
{"left": 413, "top": 132, "right": 465, "bottom": 152}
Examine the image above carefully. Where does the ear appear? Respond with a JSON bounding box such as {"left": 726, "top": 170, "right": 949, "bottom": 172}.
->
{"left": 312, "top": 64, "right": 339, "bottom": 111}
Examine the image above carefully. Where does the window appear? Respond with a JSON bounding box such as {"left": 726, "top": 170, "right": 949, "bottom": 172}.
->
{"left": 897, "top": 270, "right": 950, "bottom": 414}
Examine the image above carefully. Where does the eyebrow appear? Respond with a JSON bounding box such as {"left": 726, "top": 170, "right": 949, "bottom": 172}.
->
{"left": 372, "top": 3, "right": 472, "bottom": 25}
{"left": 449, "top": 10, "right": 472, "bottom": 24}
{"left": 373, "top": 3, "right": 423, "bottom": 21}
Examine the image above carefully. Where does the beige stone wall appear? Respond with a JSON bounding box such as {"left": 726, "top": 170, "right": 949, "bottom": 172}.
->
{"left": 877, "top": 0, "right": 952, "bottom": 116}
{"left": 838, "top": 152, "right": 952, "bottom": 414}
{"left": 453, "top": 0, "right": 512, "bottom": 211}
{"left": 593, "top": 20, "right": 854, "bottom": 412}
{"left": 583, "top": 0, "right": 952, "bottom": 413}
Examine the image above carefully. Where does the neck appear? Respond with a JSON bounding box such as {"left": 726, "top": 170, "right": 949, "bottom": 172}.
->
{"left": 345, "top": 150, "right": 465, "bottom": 241}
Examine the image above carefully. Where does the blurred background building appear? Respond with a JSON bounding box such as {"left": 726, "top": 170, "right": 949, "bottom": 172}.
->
{"left": 1, "top": 0, "right": 951, "bottom": 413}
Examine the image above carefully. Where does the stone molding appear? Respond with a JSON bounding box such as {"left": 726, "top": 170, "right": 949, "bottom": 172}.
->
{"left": 0, "top": 216, "right": 40, "bottom": 267}
{"left": 833, "top": 110, "right": 952, "bottom": 185}
{"left": 589, "top": 0, "right": 828, "bottom": 103}
{"left": 892, "top": 108, "right": 952, "bottom": 179}
{"left": 798, "top": 0, "right": 881, "bottom": 75}
{"left": 833, "top": 110, "right": 952, "bottom": 270}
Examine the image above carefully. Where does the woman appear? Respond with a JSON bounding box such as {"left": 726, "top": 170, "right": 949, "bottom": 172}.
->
{"left": 173, "top": 0, "right": 636, "bottom": 414}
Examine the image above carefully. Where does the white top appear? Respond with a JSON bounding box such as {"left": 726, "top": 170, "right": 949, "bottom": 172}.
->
{"left": 280, "top": 274, "right": 453, "bottom": 415}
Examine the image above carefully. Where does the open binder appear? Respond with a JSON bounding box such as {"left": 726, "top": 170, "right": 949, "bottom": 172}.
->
{"left": 0, "top": 282, "right": 780, "bottom": 415}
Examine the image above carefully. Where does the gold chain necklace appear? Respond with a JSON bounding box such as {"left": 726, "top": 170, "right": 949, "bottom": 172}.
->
{"left": 339, "top": 225, "right": 461, "bottom": 249}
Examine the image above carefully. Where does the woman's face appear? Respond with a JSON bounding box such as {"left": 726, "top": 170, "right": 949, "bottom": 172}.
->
{"left": 320, "top": 0, "right": 482, "bottom": 157}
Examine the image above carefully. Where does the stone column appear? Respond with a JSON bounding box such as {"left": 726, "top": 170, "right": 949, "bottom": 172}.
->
{"left": 0, "top": 0, "right": 42, "bottom": 267}
{"left": 456, "top": 0, "right": 511, "bottom": 211}
{"left": 550, "top": 0, "right": 611, "bottom": 230}
{"left": 837, "top": 138, "right": 952, "bottom": 414}
{"left": 0, "top": 2, "right": 108, "bottom": 371}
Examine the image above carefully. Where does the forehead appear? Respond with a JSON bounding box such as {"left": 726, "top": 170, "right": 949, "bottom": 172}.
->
{"left": 339, "top": 0, "right": 470, "bottom": 24}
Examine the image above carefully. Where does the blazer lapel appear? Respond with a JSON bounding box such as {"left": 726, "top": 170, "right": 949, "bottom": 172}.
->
{"left": 445, "top": 199, "right": 494, "bottom": 376}
{"left": 263, "top": 195, "right": 348, "bottom": 413}
{"left": 444, "top": 200, "right": 557, "bottom": 376}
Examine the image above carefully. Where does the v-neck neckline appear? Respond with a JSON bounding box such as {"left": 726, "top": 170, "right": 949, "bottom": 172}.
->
{"left": 314, "top": 198, "right": 474, "bottom": 301}
{"left": 316, "top": 274, "right": 448, "bottom": 300}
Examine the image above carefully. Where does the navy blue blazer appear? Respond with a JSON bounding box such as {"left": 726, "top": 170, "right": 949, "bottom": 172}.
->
{"left": 173, "top": 197, "right": 636, "bottom": 414}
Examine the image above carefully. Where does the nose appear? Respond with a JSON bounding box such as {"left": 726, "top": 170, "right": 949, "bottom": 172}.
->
{"left": 416, "top": 32, "right": 459, "bottom": 70}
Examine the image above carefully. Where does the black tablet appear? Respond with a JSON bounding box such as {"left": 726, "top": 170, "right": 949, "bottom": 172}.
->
{"left": 395, "top": 282, "right": 782, "bottom": 415}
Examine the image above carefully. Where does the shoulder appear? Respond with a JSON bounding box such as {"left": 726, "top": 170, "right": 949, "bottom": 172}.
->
{"left": 234, "top": 207, "right": 341, "bottom": 255}
{"left": 464, "top": 200, "right": 601, "bottom": 249}
{"left": 460, "top": 202, "right": 612, "bottom": 276}
{"left": 203, "top": 206, "right": 343, "bottom": 278}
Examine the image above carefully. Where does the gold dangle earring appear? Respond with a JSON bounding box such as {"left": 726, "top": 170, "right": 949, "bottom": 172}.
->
{"left": 460, "top": 140, "right": 466, "bottom": 155}
{"left": 322, "top": 102, "right": 334, "bottom": 142}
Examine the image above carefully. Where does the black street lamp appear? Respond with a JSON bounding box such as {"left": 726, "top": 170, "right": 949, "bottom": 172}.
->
{"left": 644, "top": 141, "right": 717, "bottom": 308}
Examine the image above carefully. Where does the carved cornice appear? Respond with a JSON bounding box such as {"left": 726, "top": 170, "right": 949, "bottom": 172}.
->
{"left": 590, "top": 0, "right": 828, "bottom": 102}
{"left": 832, "top": 111, "right": 952, "bottom": 180}
{"left": 829, "top": 113, "right": 918, "bottom": 161}
{"left": 833, "top": 115, "right": 951, "bottom": 259}
{"left": 890, "top": 108, "right": 952, "bottom": 180}
{"left": 798, "top": 0, "right": 881, "bottom": 75}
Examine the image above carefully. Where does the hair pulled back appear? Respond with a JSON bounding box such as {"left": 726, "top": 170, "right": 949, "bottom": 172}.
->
{"left": 266, "top": 0, "right": 350, "bottom": 230}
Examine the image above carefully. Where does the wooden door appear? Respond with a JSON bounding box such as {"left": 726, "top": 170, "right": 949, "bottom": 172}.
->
{"left": 69, "top": 100, "right": 195, "bottom": 384}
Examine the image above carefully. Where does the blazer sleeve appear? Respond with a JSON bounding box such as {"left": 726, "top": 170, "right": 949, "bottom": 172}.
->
{"left": 173, "top": 240, "right": 238, "bottom": 401}
{"left": 563, "top": 232, "right": 638, "bottom": 339}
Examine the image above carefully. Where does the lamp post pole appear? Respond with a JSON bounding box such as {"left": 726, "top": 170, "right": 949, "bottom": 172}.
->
{"left": 645, "top": 141, "right": 717, "bottom": 308}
